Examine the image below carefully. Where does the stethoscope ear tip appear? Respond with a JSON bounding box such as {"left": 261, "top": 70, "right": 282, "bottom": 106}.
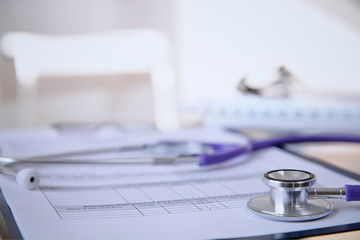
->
{"left": 15, "top": 168, "right": 40, "bottom": 190}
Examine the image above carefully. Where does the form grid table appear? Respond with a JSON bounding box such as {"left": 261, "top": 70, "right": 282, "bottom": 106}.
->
{"left": 43, "top": 179, "right": 263, "bottom": 220}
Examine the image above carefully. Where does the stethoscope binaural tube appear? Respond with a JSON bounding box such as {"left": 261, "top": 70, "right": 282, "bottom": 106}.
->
{"left": 247, "top": 169, "right": 360, "bottom": 222}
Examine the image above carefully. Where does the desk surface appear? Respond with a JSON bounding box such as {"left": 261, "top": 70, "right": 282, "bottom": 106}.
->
{"left": 288, "top": 142, "right": 360, "bottom": 240}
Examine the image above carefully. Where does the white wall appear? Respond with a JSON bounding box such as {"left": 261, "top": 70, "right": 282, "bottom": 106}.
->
{"left": 175, "top": 0, "right": 360, "bottom": 102}
{"left": 0, "top": 0, "right": 175, "bottom": 36}
{"left": 1, "top": 0, "right": 360, "bottom": 128}
{"left": 1, "top": 0, "right": 360, "bottom": 101}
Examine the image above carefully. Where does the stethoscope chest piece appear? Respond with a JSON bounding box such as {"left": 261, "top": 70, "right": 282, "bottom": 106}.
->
{"left": 247, "top": 169, "right": 332, "bottom": 222}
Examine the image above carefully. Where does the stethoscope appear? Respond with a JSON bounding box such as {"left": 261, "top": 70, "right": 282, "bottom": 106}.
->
{"left": 1, "top": 133, "right": 360, "bottom": 195}
{"left": 247, "top": 169, "right": 360, "bottom": 221}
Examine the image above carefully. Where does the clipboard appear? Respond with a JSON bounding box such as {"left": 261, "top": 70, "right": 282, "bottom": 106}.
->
{"left": 0, "top": 147, "right": 359, "bottom": 240}
{"left": 0, "top": 124, "right": 360, "bottom": 239}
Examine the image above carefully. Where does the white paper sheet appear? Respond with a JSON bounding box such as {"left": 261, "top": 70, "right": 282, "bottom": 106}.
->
{"left": 0, "top": 128, "right": 359, "bottom": 239}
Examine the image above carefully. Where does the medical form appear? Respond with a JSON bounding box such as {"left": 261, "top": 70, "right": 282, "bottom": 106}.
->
{"left": 0, "top": 128, "right": 359, "bottom": 239}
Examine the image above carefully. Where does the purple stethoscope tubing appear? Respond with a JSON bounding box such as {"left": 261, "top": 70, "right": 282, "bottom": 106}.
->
{"left": 199, "top": 133, "right": 360, "bottom": 201}
{"left": 199, "top": 133, "right": 360, "bottom": 166}
{"left": 346, "top": 185, "right": 360, "bottom": 201}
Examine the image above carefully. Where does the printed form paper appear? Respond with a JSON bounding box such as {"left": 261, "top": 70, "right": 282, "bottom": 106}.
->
{"left": 0, "top": 128, "right": 359, "bottom": 239}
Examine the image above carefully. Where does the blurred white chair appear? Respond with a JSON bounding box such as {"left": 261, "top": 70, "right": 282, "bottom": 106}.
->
{"left": 0, "top": 29, "right": 178, "bottom": 130}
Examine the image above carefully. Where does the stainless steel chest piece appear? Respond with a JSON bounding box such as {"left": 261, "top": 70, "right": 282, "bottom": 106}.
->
{"left": 247, "top": 169, "right": 332, "bottom": 221}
